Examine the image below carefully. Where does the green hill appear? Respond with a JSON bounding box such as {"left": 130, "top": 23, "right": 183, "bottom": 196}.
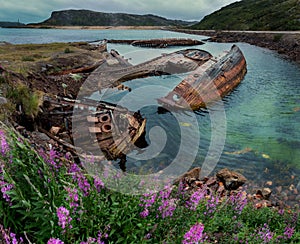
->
{"left": 191, "top": 0, "right": 300, "bottom": 31}
{"left": 33, "top": 9, "right": 193, "bottom": 27}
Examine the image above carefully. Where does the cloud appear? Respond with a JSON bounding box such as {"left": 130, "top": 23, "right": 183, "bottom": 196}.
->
{"left": 0, "top": 0, "right": 237, "bottom": 23}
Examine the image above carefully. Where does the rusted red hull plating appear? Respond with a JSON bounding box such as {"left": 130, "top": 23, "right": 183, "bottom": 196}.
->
{"left": 158, "top": 45, "right": 247, "bottom": 110}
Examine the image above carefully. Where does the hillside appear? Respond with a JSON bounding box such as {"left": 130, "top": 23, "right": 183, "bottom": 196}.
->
{"left": 191, "top": 0, "right": 300, "bottom": 31}
{"left": 33, "top": 9, "right": 193, "bottom": 27}
{"left": 0, "top": 21, "right": 25, "bottom": 27}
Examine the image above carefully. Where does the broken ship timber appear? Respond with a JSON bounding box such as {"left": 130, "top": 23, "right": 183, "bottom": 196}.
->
{"left": 158, "top": 45, "right": 247, "bottom": 110}
{"left": 40, "top": 96, "right": 146, "bottom": 164}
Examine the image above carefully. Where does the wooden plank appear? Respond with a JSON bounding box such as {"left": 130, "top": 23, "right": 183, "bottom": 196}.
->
{"left": 87, "top": 115, "right": 99, "bottom": 123}
{"left": 88, "top": 127, "right": 101, "bottom": 133}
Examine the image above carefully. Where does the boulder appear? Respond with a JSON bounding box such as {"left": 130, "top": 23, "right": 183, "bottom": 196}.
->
{"left": 0, "top": 96, "right": 7, "bottom": 104}
{"left": 216, "top": 168, "right": 247, "bottom": 190}
{"left": 174, "top": 167, "right": 201, "bottom": 184}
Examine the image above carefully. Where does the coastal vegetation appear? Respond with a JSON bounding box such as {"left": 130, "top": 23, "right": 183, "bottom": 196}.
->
{"left": 0, "top": 123, "right": 299, "bottom": 243}
{"left": 191, "top": 0, "right": 300, "bottom": 31}
{"left": 0, "top": 42, "right": 102, "bottom": 75}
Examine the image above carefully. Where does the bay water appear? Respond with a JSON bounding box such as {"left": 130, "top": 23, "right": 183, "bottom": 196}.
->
{"left": 1, "top": 28, "right": 299, "bottom": 186}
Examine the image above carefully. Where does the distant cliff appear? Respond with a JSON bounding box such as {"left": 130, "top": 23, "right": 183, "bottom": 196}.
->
{"left": 34, "top": 10, "right": 193, "bottom": 26}
{"left": 191, "top": 0, "right": 300, "bottom": 31}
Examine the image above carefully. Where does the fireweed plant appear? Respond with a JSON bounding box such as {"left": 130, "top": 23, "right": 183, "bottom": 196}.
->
{"left": 0, "top": 123, "right": 299, "bottom": 243}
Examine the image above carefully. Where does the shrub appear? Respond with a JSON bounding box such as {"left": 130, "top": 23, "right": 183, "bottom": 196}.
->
{"left": 21, "top": 56, "right": 35, "bottom": 62}
{"left": 6, "top": 84, "right": 42, "bottom": 117}
{"left": 64, "top": 48, "right": 72, "bottom": 54}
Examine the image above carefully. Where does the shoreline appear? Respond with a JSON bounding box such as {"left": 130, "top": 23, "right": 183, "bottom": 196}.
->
{"left": 16, "top": 25, "right": 166, "bottom": 30}
{"left": 168, "top": 29, "right": 300, "bottom": 64}
{"left": 7, "top": 25, "right": 300, "bottom": 64}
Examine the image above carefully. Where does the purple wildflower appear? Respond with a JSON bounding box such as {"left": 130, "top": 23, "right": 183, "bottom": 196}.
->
{"left": 68, "top": 162, "right": 90, "bottom": 196}
{"left": 177, "top": 181, "right": 186, "bottom": 197}
{"left": 68, "top": 162, "right": 80, "bottom": 174}
{"left": 182, "top": 223, "right": 207, "bottom": 244}
{"left": 0, "top": 180, "right": 13, "bottom": 204}
{"left": 284, "top": 226, "right": 294, "bottom": 239}
{"left": 48, "top": 149, "right": 63, "bottom": 169}
{"left": 10, "top": 232, "right": 19, "bottom": 244}
{"left": 159, "top": 184, "right": 172, "bottom": 200}
{"left": 47, "top": 238, "right": 64, "bottom": 244}
{"left": 139, "top": 191, "right": 157, "bottom": 208}
{"left": 57, "top": 206, "right": 72, "bottom": 230}
{"left": 102, "top": 166, "right": 110, "bottom": 179}
{"left": 278, "top": 209, "right": 284, "bottom": 215}
{"left": 157, "top": 198, "right": 177, "bottom": 219}
{"left": 186, "top": 187, "right": 207, "bottom": 211}
{"left": 94, "top": 176, "right": 105, "bottom": 192}
{"left": 0, "top": 224, "right": 23, "bottom": 244}
{"left": 139, "top": 190, "right": 157, "bottom": 218}
{"left": 39, "top": 148, "right": 61, "bottom": 171}
{"left": 0, "top": 130, "right": 9, "bottom": 157}
{"left": 229, "top": 191, "right": 247, "bottom": 214}
{"left": 205, "top": 195, "right": 219, "bottom": 215}
{"left": 80, "top": 231, "right": 106, "bottom": 244}
{"left": 257, "top": 223, "right": 274, "bottom": 243}
{"left": 140, "top": 208, "right": 149, "bottom": 218}
{"left": 75, "top": 173, "right": 90, "bottom": 196}
{"left": 65, "top": 187, "right": 79, "bottom": 210}
{"left": 80, "top": 237, "right": 96, "bottom": 244}
{"left": 97, "top": 231, "right": 105, "bottom": 244}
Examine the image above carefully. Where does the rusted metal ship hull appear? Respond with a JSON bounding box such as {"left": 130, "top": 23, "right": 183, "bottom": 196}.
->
{"left": 158, "top": 45, "right": 247, "bottom": 110}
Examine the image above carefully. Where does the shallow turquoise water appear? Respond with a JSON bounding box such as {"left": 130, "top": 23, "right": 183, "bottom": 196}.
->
{"left": 1, "top": 28, "right": 299, "bottom": 183}
{"left": 104, "top": 41, "right": 300, "bottom": 176}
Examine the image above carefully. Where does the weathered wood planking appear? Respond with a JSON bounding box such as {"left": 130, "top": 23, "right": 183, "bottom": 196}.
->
{"left": 107, "top": 38, "right": 204, "bottom": 48}
{"left": 90, "top": 49, "right": 212, "bottom": 91}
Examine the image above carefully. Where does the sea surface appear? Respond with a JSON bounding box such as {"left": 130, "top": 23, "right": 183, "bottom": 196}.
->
{"left": 1, "top": 28, "right": 300, "bottom": 186}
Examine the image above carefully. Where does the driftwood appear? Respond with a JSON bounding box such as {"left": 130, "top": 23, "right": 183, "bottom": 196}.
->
{"left": 158, "top": 45, "right": 247, "bottom": 110}
{"left": 38, "top": 127, "right": 83, "bottom": 154}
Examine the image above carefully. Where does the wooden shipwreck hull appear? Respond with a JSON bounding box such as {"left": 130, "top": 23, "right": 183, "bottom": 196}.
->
{"left": 107, "top": 38, "right": 204, "bottom": 48}
{"left": 158, "top": 45, "right": 247, "bottom": 110}
{"left": 84, "top": 48, "right": 212, "bottom": 93}
{"left": 39, "top": 96, "right": 146, "bottom": 164}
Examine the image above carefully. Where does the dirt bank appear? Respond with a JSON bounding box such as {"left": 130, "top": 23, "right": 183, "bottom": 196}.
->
{"left": 170, "top": 29, "right": 300, "bottom": 65}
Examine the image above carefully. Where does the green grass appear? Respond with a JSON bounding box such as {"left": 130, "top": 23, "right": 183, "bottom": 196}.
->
{"left": 192, "top": 0, "right": 300, "bottom": 31}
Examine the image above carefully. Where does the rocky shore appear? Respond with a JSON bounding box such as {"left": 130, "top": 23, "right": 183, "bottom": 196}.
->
{"left": 170, "top": 29, "right": 300, "bottom": 65}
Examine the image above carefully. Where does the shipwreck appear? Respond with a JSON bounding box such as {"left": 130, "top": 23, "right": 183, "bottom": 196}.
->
{"left": 35, "top": 44, "right": 246, "bottom": 171}
{"left": 158, "top": 45, "right": 247, "bottom": 110}
{"left": 39, "top": 96, "right": 147, "bottom": 170}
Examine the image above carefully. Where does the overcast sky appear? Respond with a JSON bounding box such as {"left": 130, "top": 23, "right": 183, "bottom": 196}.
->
{"left": 0, "top": 0, "right": 238, "bottom": 24}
